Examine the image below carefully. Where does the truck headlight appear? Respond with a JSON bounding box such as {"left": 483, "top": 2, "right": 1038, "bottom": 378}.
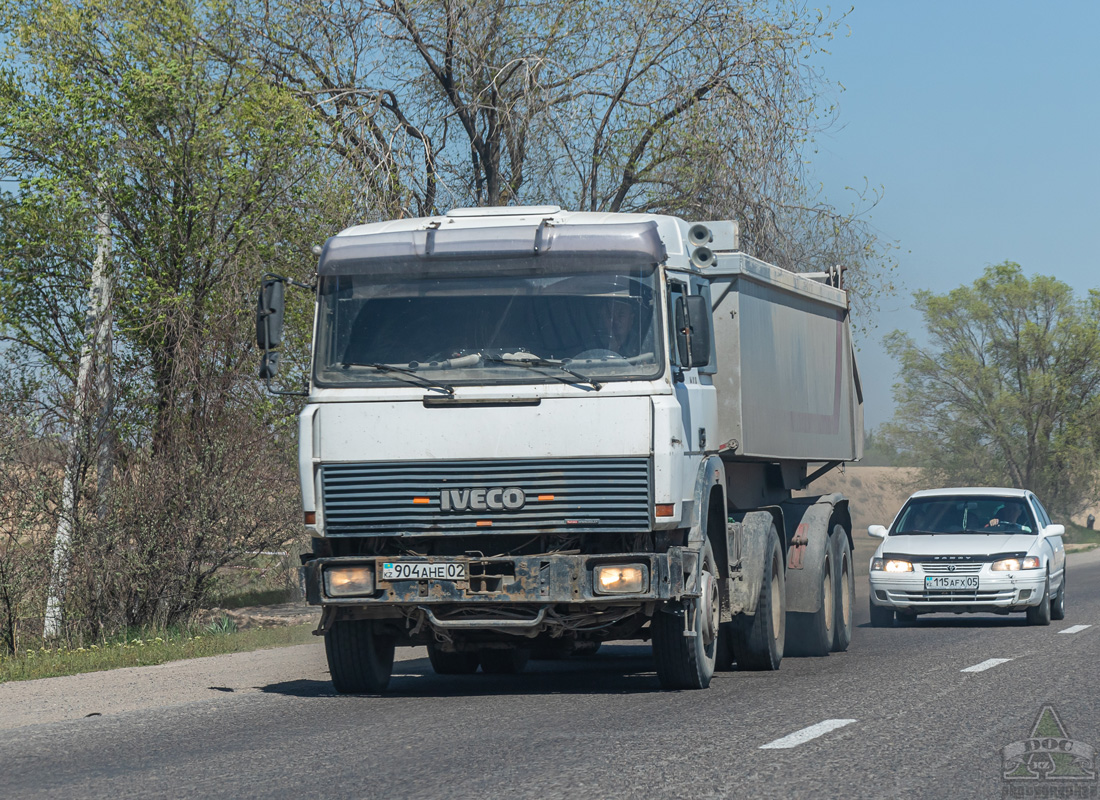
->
{"left": 324, "top": 566, "right": 375, "bottom": 597}
{"left": 871, "top": 558, "right": 913, "bottom": 572}
{"left": 594, "top": 564, "right": 648, "bottom": 594}
{"left": 992, "top": 557, "right": 1040, "bottom": 571}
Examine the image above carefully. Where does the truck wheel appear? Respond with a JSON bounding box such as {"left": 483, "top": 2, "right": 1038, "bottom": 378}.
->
{"left": 869, "top": 597, "right": 894, "bottom": 628}
{"left": 715, "top": 622, "right": 736, "bottom": 672}
{"left": 1051, "top": 572, "right": 1066, "bottom": 621}
{"left": 572, "top": 640, "right": 602, "bottom": 657}
{"left": 652, "top": 538, "right": 719, "bottom": 689}
{"left": 831, "top": 525, "right": 854, "bottom": 652}
{"left": 785, "top": 545, "right": 833, "bottom": 657}
{"left": 325, "top": 619, "right": 396, "bottom": 693}
{"left": 427, "top": 643, "right": 480, "bottom": 675}
{"left": 479, "top": 647, "right": 531, "bottom": 674}
{"left": 730, "top": 524, "right": 785, "bottom": 671}
{"left": 1026, "top": 578, "right": 1052, "bottom": 626}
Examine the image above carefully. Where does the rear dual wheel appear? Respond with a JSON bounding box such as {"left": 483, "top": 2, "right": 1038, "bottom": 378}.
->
{"left": 786, "top": 524, "right": 853, "bottom": 656}
{"left": 427, "top": 644, "right": 480, "bottom": 675}
{"left": 729, "top": 524, "right": 785, "bottom": 671}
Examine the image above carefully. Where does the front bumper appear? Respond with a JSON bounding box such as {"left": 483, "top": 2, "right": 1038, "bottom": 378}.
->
{"left": 302, "top": 550, "right": 686, "bottom": 607}
{"left": 869, "top": 570, "right": 1047, "bottom": 612}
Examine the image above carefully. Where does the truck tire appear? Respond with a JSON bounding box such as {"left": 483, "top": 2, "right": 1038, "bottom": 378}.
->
{"left": 1051, "top": 572, "right": 1066, "bottom": 621}
{"left": 785, "top": 543, "right": 834, "bottom": 657}
{"left": 325, "top": 619, "right": 396, "bottom": 693}
{"left": 1026, "top": 578, "right": 1052, "bottom": 626}
{"left": 831, "top": 525, "right": 854, "bottom": 652}
{"left": 427, "top": 643, "right": 480, "bottom": 675}
{"left": 729, "top": 525, "right": 785, "bottom": 671}
{"left": 479, "top": 647, "right": 531, "bottom": 674}
{"left": 869, "top": 597, "right": 894, "bottom": 628}
{"left": 652, "top": 538, "right": 719, "bottom": 689}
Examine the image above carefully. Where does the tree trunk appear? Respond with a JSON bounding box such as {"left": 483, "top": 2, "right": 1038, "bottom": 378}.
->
{"left": 44, "top": 198, "right": 114, "bottom": 639}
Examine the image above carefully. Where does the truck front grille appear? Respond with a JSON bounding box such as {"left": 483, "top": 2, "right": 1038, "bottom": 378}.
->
{"left": 321, "top": 457, "right": 651, "bottom": 535}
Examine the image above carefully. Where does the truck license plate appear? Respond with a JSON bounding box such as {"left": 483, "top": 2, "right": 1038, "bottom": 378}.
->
{"left": 924, "top": 576, "right": 979, "bottom": 591}
{"left": 381, "top": 562, "right": 467, "bottom": 581}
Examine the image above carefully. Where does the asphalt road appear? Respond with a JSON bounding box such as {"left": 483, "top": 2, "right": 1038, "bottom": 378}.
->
{"left": 3, "top": 548, "right": 1099, "bottom": 800}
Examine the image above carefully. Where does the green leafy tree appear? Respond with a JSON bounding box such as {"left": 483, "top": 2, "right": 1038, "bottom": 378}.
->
{"left": 884, "top": 263, "right": 1100, "bottom": 516}
{"left": 0, "top": 0, "right": 347, "bottom": 640}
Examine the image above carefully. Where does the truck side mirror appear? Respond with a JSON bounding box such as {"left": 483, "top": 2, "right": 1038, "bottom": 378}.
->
{"left": 256, "top": 278, "right": 285, "bottom": 350}
{"left": 675, "top": 295, "right": 712, "bottom": 369}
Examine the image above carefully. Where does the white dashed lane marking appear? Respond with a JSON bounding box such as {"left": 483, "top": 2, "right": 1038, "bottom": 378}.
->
{"left": 961, "top": 658, "right": 1013, "bottom": 673}
{"left": 1059, "top": 624, "right": 1091, "bottom": 635}
{"left": 759, "top": 719, "right": 857, "bottom": 749}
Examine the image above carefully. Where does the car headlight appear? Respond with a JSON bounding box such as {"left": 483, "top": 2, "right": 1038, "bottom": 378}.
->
{"left": 991, "top": 556, "right": 1040, "bottom": 571}
{"left": 324, "top": 566, "right": 375, "bottom": 597}
{"left": 871, "top": 558, "right": 913, "bottom": 572}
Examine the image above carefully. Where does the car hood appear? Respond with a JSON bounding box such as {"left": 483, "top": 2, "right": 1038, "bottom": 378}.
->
{"left": 880, "top": 533, "right": 1038, "bottom": 557}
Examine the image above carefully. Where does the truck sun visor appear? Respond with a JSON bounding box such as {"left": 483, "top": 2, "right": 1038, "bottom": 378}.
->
{"left": 316, "top": 221, "right": 667, "bottom": 277}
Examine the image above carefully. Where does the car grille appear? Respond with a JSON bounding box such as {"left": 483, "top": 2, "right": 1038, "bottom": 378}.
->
{"left": 321, "top": 457, "right": 651, "bottom": 535}
{"left": 919, "top": 563, "right": 983, "bottom": 574}
{"left": 887, "top": 589, "right": 1016, "bottom": 604}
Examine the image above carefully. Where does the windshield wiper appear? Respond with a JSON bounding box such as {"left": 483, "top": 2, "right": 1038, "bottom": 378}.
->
{"left": 341, "top": 361, "right": 454, "bottom": 397}
{"left": 485, "top": 353, "right": 602, "bottom": 391}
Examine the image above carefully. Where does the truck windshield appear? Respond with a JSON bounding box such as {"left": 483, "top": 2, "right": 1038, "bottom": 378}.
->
{"left": 313, "top": 265, "right": 663, "bottom": 388}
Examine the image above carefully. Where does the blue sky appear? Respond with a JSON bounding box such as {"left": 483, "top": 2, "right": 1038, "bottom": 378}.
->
{"left": 811, "top": 1, "right": 1100, "bottom": 429}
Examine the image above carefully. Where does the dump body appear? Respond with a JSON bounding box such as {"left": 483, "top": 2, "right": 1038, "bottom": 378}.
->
{"left": 709, "top": 254, "right": 863, "bottom": 463}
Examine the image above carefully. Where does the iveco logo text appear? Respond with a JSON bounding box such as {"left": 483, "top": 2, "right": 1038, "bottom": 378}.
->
{"left": 440, "top": 487, "right": 526, "bottom": 512}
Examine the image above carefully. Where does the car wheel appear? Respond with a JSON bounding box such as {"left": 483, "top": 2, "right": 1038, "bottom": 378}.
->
{"left": 1026, "top": 577, "right": 1052, "bottom": 626}
{"left": 895, "top": 610, "right": 918, "bottom": 626}
{"left": 1050, "top": 572, "right": 1066, "bottom": 621}
{"left": 869, "top": 597, "right": 894, "bottom": 628}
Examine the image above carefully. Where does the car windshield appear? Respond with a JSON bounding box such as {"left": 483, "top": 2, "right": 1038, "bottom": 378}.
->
{"left": 313, "top": 265, "right": 663, "bottom": 388}
{"left": 891, "top": 496, "right": 1036, "bottom": 535}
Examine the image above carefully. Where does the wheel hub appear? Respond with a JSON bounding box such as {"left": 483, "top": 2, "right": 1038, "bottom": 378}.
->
{"left": 700, "top": 570, "right": 719, "bottom": 644}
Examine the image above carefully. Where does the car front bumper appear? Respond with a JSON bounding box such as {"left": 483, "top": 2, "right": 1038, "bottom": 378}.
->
{"left": 869, "top": 570, "right": 1048, "bottom": 612}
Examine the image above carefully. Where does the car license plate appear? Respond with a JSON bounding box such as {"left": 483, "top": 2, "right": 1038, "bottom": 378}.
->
{"left": 924, "top": 575, "right": 979, "bottom": 591}
{"left": 381, "top": 562, "right": 467, "bottom": 581}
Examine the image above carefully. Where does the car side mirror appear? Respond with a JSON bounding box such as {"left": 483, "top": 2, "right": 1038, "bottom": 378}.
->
{"left": 1041, "top": 524, "right": 1065, "bottom": 538}
{"left": 868, "top": 525, "right": 888, "bottom": 539}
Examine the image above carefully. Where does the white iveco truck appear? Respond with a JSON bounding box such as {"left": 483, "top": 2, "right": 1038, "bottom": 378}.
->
{"left": 256, "top": 206, "right": 863, "bottom": 692}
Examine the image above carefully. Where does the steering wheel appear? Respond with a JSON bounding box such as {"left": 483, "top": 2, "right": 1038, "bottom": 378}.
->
{"left": 572, "top": 349, "right": 625, "bottom": 360}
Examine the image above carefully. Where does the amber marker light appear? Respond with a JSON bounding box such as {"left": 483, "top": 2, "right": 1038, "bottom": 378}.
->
{"left": 413, "top": 497, "right": 431, "bottom": 504}
{"left": 655, "top": 504, "right": 675, "bottom": 518}
{"left": 304, "top": 512, "right": 316, "bottom": 525}
{"left": 538, "top": 495, "right": 555, "bottom": 502}
{"left": 476, "top": 520, "right": 493, "bottom": 527}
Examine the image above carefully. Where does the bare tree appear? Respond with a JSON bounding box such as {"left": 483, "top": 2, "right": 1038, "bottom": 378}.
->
{"left": 230, "top": 0, "right": 892, "bottom": 301}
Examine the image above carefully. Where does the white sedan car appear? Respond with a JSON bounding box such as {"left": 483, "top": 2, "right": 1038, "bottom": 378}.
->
{"left": 868, "top": 487, "right": 1066, "bottom": 626}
